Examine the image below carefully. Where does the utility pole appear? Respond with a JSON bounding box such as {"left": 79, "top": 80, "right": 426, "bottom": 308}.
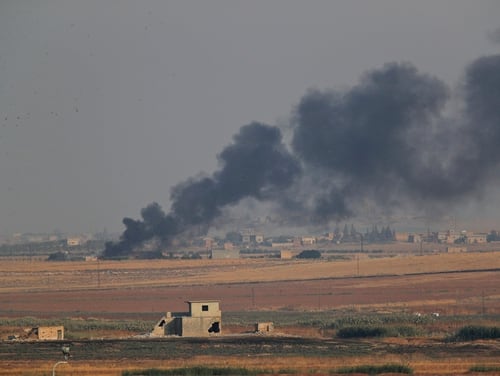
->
{"left": 357, "top": 235, "right": 362, "bottom": 277}
{"left": 482, "top": 290, "right": 486, "bottom": 315}
{"left": 356, "top": 254, "right": 360, "bottom": 276}
{"left": 97, "top": 259, "right": 101, "bottom": 288}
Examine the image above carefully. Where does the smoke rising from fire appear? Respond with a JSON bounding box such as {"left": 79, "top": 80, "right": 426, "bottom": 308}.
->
{"left": 103, "top": 52, "right": 500, "bottom": 258}
{"left": 103, "top": 123, "right": 300, "bottom": 257}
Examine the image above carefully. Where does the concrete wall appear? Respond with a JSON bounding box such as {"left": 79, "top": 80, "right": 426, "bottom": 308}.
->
{"left": 181, "top": 316, "right": 221, "bottom": 337}
{"left": 255, "top": 322, "right": 274, "bottom": 333}
{"left": 151, "top": 314, "right": 177, "bottom": 336}
{"left": 153, "top": 301, "right": 222, "bottom": 337}
{"left": 189, "top": 301, "right": 221, "bottom": 317}
{"left": 36, "top": 326, "right": 64, "bottom": 340}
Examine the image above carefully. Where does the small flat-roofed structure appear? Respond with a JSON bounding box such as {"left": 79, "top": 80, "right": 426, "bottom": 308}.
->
{"left": 255, "top": 322, "right": 274, "bottom": 333}
{"left": 152, "top": 300, "right": 221, "bottom": 337}
{"left": 27, "top": 326, "right": 64, "bottom": 340}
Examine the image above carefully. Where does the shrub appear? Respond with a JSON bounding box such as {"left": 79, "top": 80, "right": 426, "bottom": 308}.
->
{"left": 335, "top": 364, "right": 413, "bottom": 374}
{"left": 337, "top": 326, "right": 388, "bottom": 338}
{"left": 296, "top": 250, "right": 321, "bottom": 259}
{"left": 47, "top": 251, "right": 68, "bottom": 261}
{"left": 452, "top": 325, "right": 500, "bottom": 341}
{"left": 469, "top": 365, "right": 500, "bottom": 372}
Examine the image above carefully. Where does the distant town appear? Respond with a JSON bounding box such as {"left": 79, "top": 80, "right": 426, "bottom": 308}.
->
{"left": 1, "top": 223, "right": 500, "bottom": 261}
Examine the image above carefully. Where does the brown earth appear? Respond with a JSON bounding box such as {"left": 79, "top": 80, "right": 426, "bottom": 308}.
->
{"left": 0, "top": 252, "right": 499, "bottom": 315}
{"left": 0, "top": 251, "right": 499, "bottom": 375}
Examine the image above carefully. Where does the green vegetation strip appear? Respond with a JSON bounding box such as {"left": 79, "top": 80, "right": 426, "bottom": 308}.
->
{"left": 334, "top": 364, "right": 413, "bottom": 374}
{"left": 336, "top": 325, "right": 421, "bottom": 338}
{"left": 469, "top": 365, "right": 500, "bottom": 372}
{"left": 450, "top": 325, "right": 500, "bottom": 341}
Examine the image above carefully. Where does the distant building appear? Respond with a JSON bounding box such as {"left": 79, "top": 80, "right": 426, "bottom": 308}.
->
{"left": 301, "top": 236, "right": 317, "bottom": 245}
{"left": 255, "top": 234, "right": 264, "bottom": 243}
{"left": 394, "top": 232, "right": 409, "bottom": 242}
{"left": 240, "top": 230, "right": 264, "bottom": 244}
{"left": 437, "top": 231, "right": 448, "bottom": 243}
{"left": 255, "top": 322, "right": 274, "bottom": 333}
{"left": 466, "top": 233, "right": 488, "bottom": 244}
{"left": 271, "top": 241, "right": 294, "bottom": 248}
{"left": 446, "top": 230, "right": 462, "bottom": 244}
{"left": 152, "top": 300, "right": 221, "bottom": 337}
{"left": 27, "top": 326, "right": 64, "bottom": 340}
{"left": 280, "top": 250, "right": 293, "bottom": 259}
{"left": 67, "top": 237, "right": 82, "bottom": 247}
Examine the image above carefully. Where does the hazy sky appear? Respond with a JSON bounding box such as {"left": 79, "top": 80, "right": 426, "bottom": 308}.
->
{"left": 1, "top": 0, "right": 499, "bottom": 236}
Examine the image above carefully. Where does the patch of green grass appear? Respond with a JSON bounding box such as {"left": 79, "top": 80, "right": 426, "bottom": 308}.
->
{"left": 334, "top": 363, "right": 413, "bottom": 374}
{"left": 469, "top": 365, "right": 500, "bottom": 372}
{"left": 276, "top": 369, "right": 298, "bottom": 374}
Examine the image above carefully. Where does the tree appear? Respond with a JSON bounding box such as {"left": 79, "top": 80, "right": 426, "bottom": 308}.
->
{"left": 296, "top": 250, "right": 321, "bottom": 259}
{"left": 47, "top": 251, "right": 67, "bottom": 261}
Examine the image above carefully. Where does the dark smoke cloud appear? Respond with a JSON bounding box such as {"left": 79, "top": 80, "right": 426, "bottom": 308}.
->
{"left": 104, "top": 53, "right": 500, "bottom": 258}
{"left": 291, "top": 62, "right": 452, "bottom": 220}
{"left": 103, "top": 122, "right": 299, "bottom": 258}
{"left": 170, "top": 122, "right": 300, "bottom": 229}
{"left": 103, "top": 203, "right": 178, "bottom": 258}
{"left": 465, "top": 54, "right": 500, "bottom": 155}
{"left": 293, "top": 63, "right": 449, "bottom": 177}
{"left": 287, "top": 56, "right": 500, "bottom": 221}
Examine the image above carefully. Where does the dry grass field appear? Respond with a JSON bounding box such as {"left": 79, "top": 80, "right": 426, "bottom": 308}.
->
{"left": 0, "top": 252, "right": 499, "bottom": 314}
{"left": 0, "top": 251, "right": 499, "bottom": 375}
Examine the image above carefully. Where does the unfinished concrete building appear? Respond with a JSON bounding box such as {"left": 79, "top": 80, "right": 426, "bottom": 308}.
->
{"left": 26, "top": 326, "right": 64, "bottom": 340}
{"left": 152, "top": 300, "right": 221, "bottom": 337}
{"left": 255, "top": 322, "right": 274, "bottom": 333}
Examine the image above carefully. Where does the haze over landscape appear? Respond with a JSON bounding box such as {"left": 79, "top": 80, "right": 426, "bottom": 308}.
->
{"left": 1, "top": 1, "right": 500, "bottom": 239}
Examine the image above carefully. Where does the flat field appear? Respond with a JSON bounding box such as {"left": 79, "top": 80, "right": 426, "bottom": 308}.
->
{"left": 0, "top": 251, "right": 499, "bottom": 375}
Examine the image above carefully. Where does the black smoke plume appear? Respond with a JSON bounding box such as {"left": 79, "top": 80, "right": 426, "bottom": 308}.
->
{"left": 103, "top": 122, "right": 300, "bottom": 258}
{"left": 291, "top": 62, "right": 450, "bottom": 220}
{"left": 104, "top": 52, "right": 500, "bottom": 258}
